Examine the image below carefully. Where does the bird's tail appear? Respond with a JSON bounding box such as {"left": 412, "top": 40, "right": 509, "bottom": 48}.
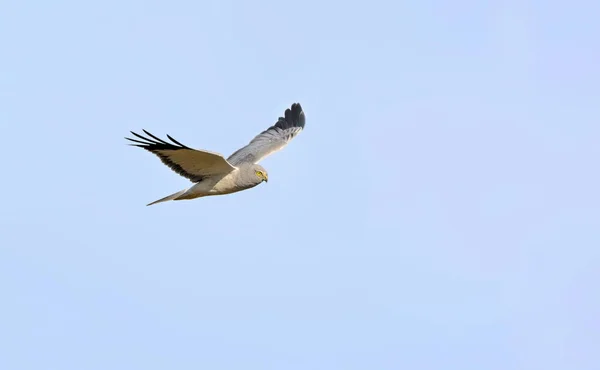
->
{"left": 146, "top": 190, "right": 186, "bottom": 206}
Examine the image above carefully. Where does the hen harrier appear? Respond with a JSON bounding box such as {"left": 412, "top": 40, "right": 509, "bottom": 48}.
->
{"left": 126, "top": 103, "right": 305, "bottom": 206}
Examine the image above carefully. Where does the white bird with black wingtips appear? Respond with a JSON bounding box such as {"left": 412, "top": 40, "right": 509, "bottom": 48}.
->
{"left": 125, "top": 103, "right": 306, "bottom": 206}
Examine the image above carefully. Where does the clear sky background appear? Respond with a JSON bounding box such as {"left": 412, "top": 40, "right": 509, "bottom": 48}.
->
{"left": 1, "top": 1, "right": 598, "bottom": 369}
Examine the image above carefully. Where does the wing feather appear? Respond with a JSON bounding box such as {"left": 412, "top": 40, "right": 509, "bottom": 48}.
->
{"left": 227, "top": 103, "right": 306, "bottom": 165}
{"left": 125, "top": 131, "right": 236, "bottom": 182}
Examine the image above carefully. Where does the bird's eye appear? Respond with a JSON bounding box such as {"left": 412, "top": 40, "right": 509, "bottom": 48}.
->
{"left": 255, "top": 170, "right": 263, "bottom": 177}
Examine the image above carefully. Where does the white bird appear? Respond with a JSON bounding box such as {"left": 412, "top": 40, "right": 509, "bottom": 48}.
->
{"left": 125, "top": 103, "right": 306, "bottom": 206}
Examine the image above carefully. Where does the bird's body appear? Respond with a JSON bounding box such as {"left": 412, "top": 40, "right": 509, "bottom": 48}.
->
{"left": 126, "top": 103, "right": 304, "bottom": 206}
{"left": 151, "top": 163, "right": 268, "bottom": 205}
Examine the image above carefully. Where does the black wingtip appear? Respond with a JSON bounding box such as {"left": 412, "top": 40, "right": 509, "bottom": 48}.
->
{"left": 125, "top": 130, "right": 190, "bottom": 151}
{"left": 166, "top": 134, "right": 190, "bottom": 149}
{"left": 279, "top": 102, "right": 305, "bottom": 129}
{"left": 142, "top": 129, "right": 170, "bottom": 145}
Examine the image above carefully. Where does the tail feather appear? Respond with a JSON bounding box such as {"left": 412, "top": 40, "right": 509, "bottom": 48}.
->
{"left": 146, "top": 190, "right": 186, "bottom": 206}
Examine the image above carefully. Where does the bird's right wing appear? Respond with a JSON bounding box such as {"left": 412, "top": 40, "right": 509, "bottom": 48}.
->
{"left": 227, "top": 103, "right": 306, "bottom": 166}
{"left": 126, "top": 130, "right": 237, "bottom": 182}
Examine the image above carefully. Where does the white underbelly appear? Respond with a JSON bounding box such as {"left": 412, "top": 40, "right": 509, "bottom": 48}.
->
{"left": 185, "top": 171, "right": 240, "bottom": 197}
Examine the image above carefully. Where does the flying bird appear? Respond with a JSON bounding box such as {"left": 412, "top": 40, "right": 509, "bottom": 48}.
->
{"left": 126, "top": 102, "right": 306, "bottom": 206}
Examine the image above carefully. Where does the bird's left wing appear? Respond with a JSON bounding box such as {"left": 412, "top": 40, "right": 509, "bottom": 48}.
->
{"left": 227, "top": 103, "right": 306, "bottom": 166}
{"left": 126, "top": 130, "right": 237, "bottom": 182}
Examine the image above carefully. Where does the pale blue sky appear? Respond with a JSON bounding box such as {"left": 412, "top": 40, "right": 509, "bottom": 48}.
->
{"left": 1, "top": 1, "right": 599, "bottom": 369}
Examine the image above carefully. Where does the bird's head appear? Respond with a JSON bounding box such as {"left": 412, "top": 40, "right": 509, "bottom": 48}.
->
{"left": 252, "top": 164, "right": 269, "bottom": 183}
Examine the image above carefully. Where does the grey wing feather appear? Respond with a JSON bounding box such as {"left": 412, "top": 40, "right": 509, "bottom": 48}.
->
{"left": 126, "top": 130, "right": 236, "bottom": 182}
{"left": 227, "top": 103, "right": 306, "bottom": 165}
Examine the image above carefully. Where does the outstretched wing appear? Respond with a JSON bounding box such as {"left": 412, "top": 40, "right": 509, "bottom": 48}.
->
{"left": 126, "top": 130, "right": 237, "bottom": 182}
{"left": 227, "top": 103, "right": 306, "bottom": 166}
